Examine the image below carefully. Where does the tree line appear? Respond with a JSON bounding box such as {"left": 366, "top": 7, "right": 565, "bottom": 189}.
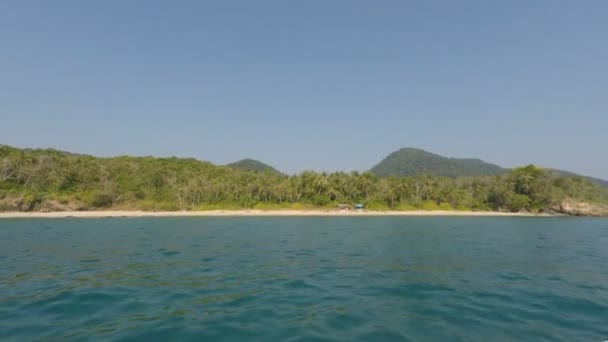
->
{"left": 1, "top": 145, "right": 606, "bottom": 213}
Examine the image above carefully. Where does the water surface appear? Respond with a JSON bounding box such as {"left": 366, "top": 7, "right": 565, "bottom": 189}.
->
{"left": 1, "top": 217, "right": 607, "bottom": 341}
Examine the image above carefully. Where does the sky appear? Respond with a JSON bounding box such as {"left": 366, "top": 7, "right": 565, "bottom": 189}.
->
{"left": 1, "top": 1, "right": 607, "bottom": 178}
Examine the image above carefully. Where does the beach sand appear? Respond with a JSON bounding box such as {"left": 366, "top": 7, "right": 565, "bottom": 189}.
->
{"left": 0, "top": 210, "right": 550, "bottom": 218}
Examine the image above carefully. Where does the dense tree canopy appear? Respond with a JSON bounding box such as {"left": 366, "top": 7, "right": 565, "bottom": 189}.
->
{"left": 1, "top": 145, "right": 607, "bottom": 214}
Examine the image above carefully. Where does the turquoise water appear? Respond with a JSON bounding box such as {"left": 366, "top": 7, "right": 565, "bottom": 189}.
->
{"left": 1, "top": 217, "right": 607, "bottom": 341}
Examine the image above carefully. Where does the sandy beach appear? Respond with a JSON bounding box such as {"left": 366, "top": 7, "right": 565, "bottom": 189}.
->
{"left": 0, "top": 210, "right": 551, "bottom": 218}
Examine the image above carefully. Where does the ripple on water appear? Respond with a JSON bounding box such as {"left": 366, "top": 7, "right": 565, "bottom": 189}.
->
{"left": 79, "top": 259, "right": 101, "bottom": 264}
{"left": 283, "top": 279, "right": 320, "bottom": 291}
{"left": 1, "top": 217, "right": 608, "bottom": 341}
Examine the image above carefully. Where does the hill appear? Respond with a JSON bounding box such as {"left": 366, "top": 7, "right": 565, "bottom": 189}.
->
{"left": 370, "top": 148, "right": 505, "bottom": 178}
{"left": 227, "top": 159, "right": 281, "bottom": 174}
{"left": 550, "top": 169, "right": 608, "bottom": 187}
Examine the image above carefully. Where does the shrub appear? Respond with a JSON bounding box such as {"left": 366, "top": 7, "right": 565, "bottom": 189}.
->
{"left": 89, "top": 192, "right": 115, "bottom": 208}
{"left": 421, "top": 201, "right": 441, "bottom": 211}
{"left": 438, "top": 202, "right": 453, "bottom": 210}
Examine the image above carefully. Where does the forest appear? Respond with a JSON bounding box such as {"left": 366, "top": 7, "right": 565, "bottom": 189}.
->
{"left": 1, "top": 145, "right": 607, "bottom": 215}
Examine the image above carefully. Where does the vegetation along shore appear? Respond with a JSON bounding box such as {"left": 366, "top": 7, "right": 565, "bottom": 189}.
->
{"left": 1, "top": 145, "right": 607, "bottom": 217}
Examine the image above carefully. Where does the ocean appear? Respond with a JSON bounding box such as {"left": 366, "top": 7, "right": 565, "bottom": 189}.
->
{"left": 1, "top": 217, "right": 607, "bottom": 341}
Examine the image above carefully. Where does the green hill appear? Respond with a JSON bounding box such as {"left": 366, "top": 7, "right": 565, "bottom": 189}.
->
{"left": 550, "top": 169, "right": 608, "bottom": 187}
{"left": 369, "top": 148, "right": 608, "bottom": 186}
{"left": 228, "top": 159, "right": 281, "bottom": 174}
{"left": 370, "top": 148, "right": 506, "bottom": 178}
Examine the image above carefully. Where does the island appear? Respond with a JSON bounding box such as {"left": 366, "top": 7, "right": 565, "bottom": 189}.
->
{"left": 1, "top": 145, "right": 607, "bottom": 217}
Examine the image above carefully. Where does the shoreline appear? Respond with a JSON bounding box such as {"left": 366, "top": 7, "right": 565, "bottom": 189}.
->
{"left": 0, "top": 210, "right": 555, "bottom": 218}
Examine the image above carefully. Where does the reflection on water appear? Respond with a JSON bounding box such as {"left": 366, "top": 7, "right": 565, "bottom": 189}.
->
{"left": 1, "top": 217, "right": 608, "bottom": 341}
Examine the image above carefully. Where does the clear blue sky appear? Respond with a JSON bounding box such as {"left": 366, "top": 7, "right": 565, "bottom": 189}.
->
{"left": 1, "top": 1, "right": 607, "bottom": 178}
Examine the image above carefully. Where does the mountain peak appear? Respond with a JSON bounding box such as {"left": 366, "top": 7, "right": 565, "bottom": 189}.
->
{"left": 370, "top": 148, "right": 505, "bottom": 178}
{"left": 228, "top": 159, "right": 281, "bottom": 174}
